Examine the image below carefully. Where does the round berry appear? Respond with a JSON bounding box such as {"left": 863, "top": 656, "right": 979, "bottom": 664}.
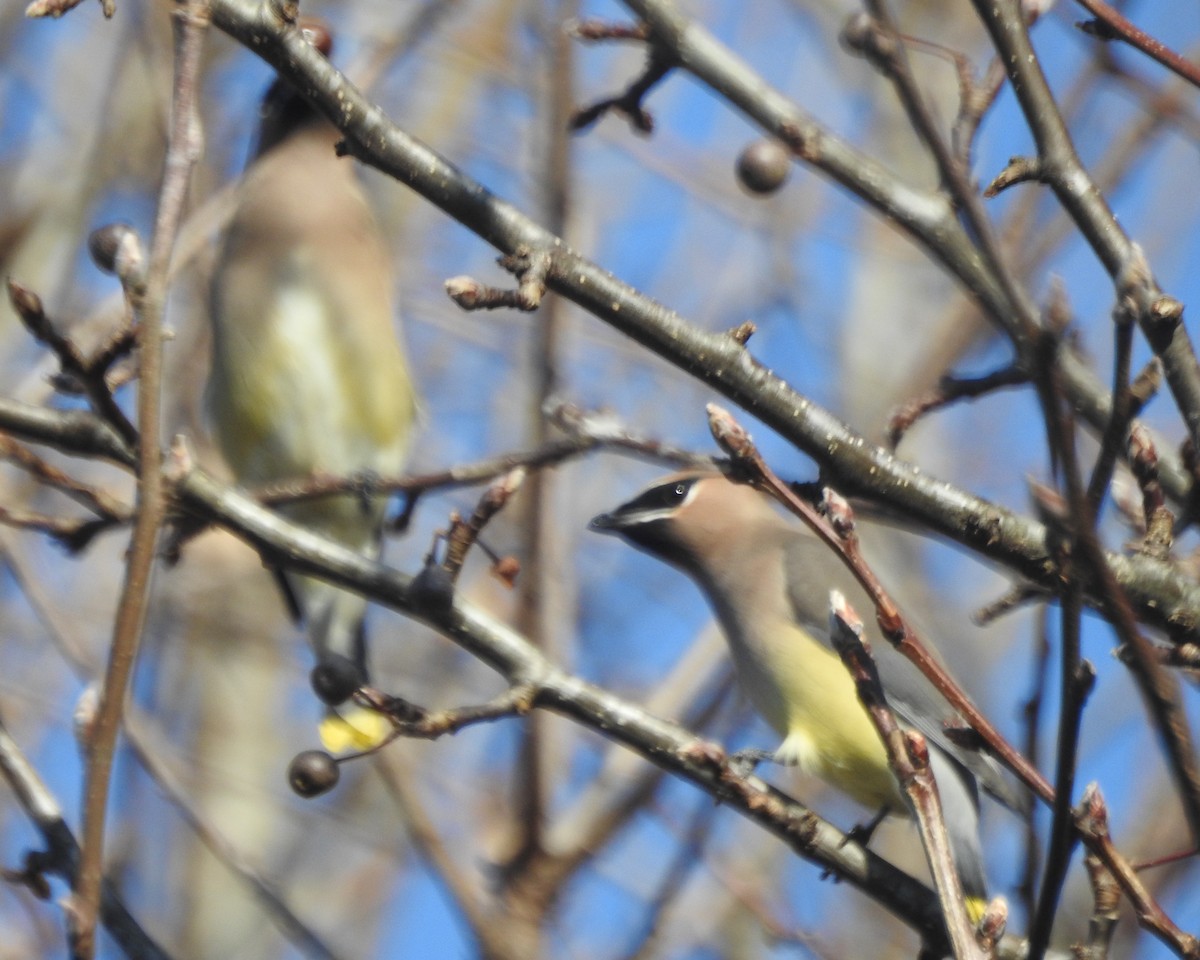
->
{"left": 289, "top": 750, "right": 340, "bottom": 798}
{"left": 736, "top": 140, "right": 790, "bottom": 195}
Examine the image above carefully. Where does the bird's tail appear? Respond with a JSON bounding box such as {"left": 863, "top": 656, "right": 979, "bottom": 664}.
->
{"left": 319, "top": 706, "right": 391, "bottom": 754}
{"left": 928, "top": 747, "right": 990, "bottom": 922}
{"left": 302, "top": 572, "right": 370, "bottom": 673}
{"left": 290, "top": 572, "right": 393, "bottom": 753}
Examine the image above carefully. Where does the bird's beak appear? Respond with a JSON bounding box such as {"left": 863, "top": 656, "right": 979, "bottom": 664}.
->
{"left": 588, "top": 511, "right": 623, "bottom": 533}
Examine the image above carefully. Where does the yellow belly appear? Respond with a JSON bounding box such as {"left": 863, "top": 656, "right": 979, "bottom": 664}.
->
{"left": 736, "top": 620, "right": 903, "bottom": 811}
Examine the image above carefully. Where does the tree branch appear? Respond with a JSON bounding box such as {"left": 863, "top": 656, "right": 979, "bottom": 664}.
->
{"left": 0, "top": 717, "right": 170, "bottom": 959}
{"left": 197, "top": 0, "right": 1200, "bottom": 646}
{"left": 72, "top": 5, "right": 207, "bottom": 956}
{"left": 974, "top": 0, "right": 1200, "bottom": 456}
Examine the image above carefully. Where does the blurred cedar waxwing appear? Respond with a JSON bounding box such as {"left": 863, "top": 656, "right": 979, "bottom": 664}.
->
{"left": 207, "top": 22, "right": 416, "bottom": 751}
{"left": 591, "top": 471, "right": 1017, "bottom": 919}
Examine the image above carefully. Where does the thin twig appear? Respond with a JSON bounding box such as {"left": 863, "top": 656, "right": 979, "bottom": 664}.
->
{"left": 0, "top": 505, "right": 120, "bottom": 553}
{"left": 371, "top": 752, "right": 503, "bottom": 956}
{"left": 888, "top": 365, "right": 1027, "bottom": 448}
{"left": 950, "top": 0, "right": 1052, "bottom": 163}
{"left": 1084, "top": 294, "right": 1136, "bottom": 516}
{"left": 1073, "top": 0, "right": 1200, "bottom": 90}
{"left": 444, "top": 247, "right": 552, "bottom": 312}
{"left": 829, "top": 594, "right": 985, "bottom": 960}
{"left": 1028, "top": 547, "right": 1093, "bottom": 955}
{"left": 257, "top": 412, "right": 712, "bottom": 510}
{"left": 506, "top": 6, "right": 577, "bottom": 912}
{"left": 355, "top": 684, "right": 538, "bottom": 751}
{"left": 1080, "top": 850, "right": 1120, "bottom": 960}
{"left": 439, "top": 468, "right": 525, "bottom": 580}
{"left": 1043, "top": 335, "right": 1200, "bottom": 851}
{"left": 2, "top": 535, "right": 343, "bottom": 959}
{"left": 618, "top": 795, "right": 721, "bottom": 960}
{"left": 0, "top": 717, "right": 169, "bottom": 959}
{"left": 1127, "top": 426, "right": 1174, "bottom": 560}
{"left": 976, "top": 0, "right": 1200, "bottom": 459}
{"left": 1017, "top": 604, "right": 1051, "bottom": 922}
{"left": 1029, "top": 326, "right": 1200, "bottom": 954}
{"left": 5, "top": 279, "right": 137, "bottom": 446}
{"left": 0, "top": 433, "right": 130, "bottom": 522}
{"left": 569, "top": 45, "right": 673, "bottom": 133}
{"left": 71, "top": 5, "right": 208, "bottom": 957}
{"left": 858, "top": 0, "right": 1044, "bottom": 362}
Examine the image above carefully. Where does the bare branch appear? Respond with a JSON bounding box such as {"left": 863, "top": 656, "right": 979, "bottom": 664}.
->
{"left": 199, "top": 0, "right": 1200, "bottom": 646}
{"left": 888, "top": 365, "right": 1027, "bottom": 449}
{"left": 975, "top": 0, "right": 1200, "bottom": 456}
{"left": 0, "top": 717, "right": 169, "bottom": 959}
{"left": 72, "top": 5, "right": 209, "bottom": 956}
{"left": 1074, "top": 0, "right": 1200, "bottom": 90}
{"left": 829, "top": 593, "right": 986, "bottom": 960}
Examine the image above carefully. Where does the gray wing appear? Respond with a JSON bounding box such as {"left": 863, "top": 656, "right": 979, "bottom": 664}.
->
{"left": 782, "top": 532, "right": 1024, "bottom": 810}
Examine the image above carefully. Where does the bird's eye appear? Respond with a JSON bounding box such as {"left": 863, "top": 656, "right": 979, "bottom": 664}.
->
{"left": 673, "top": 483, "right": 687, "bottom": 497}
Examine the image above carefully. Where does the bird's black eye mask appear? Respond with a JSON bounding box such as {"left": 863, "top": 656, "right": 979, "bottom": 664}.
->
{"left": 622, "top": 477, "right": 698, "bottom": 518}
{"left": 591, "top": 477, "right": 698, "bottom": 533}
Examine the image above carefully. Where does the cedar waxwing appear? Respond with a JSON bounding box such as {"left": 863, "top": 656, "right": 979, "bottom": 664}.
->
{"left": 207, "top": 23, "right": 416, "bottom": 751}
{"left": 591, "top": 471, "right": 1013, "bottom": 918}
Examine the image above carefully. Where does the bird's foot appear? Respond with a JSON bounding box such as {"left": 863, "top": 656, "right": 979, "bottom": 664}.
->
{"left": 840, "top": 805, "right": 890, "bottom": 849}
{"left": 391, "top": 488, "right": 423, "bottom": 533}
{"left": 727, "top": 747, "right": 782, "bottom": 779}
{"left": 350, "top": 469, "right": 382, "bottom": 512}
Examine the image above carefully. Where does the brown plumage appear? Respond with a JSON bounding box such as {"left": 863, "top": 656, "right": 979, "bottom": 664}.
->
{"left": 208, "top": 24, "right": 416, "bottom": 745}
{"left": 592, "top": 470, "right": 1016, "bottom": 910}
